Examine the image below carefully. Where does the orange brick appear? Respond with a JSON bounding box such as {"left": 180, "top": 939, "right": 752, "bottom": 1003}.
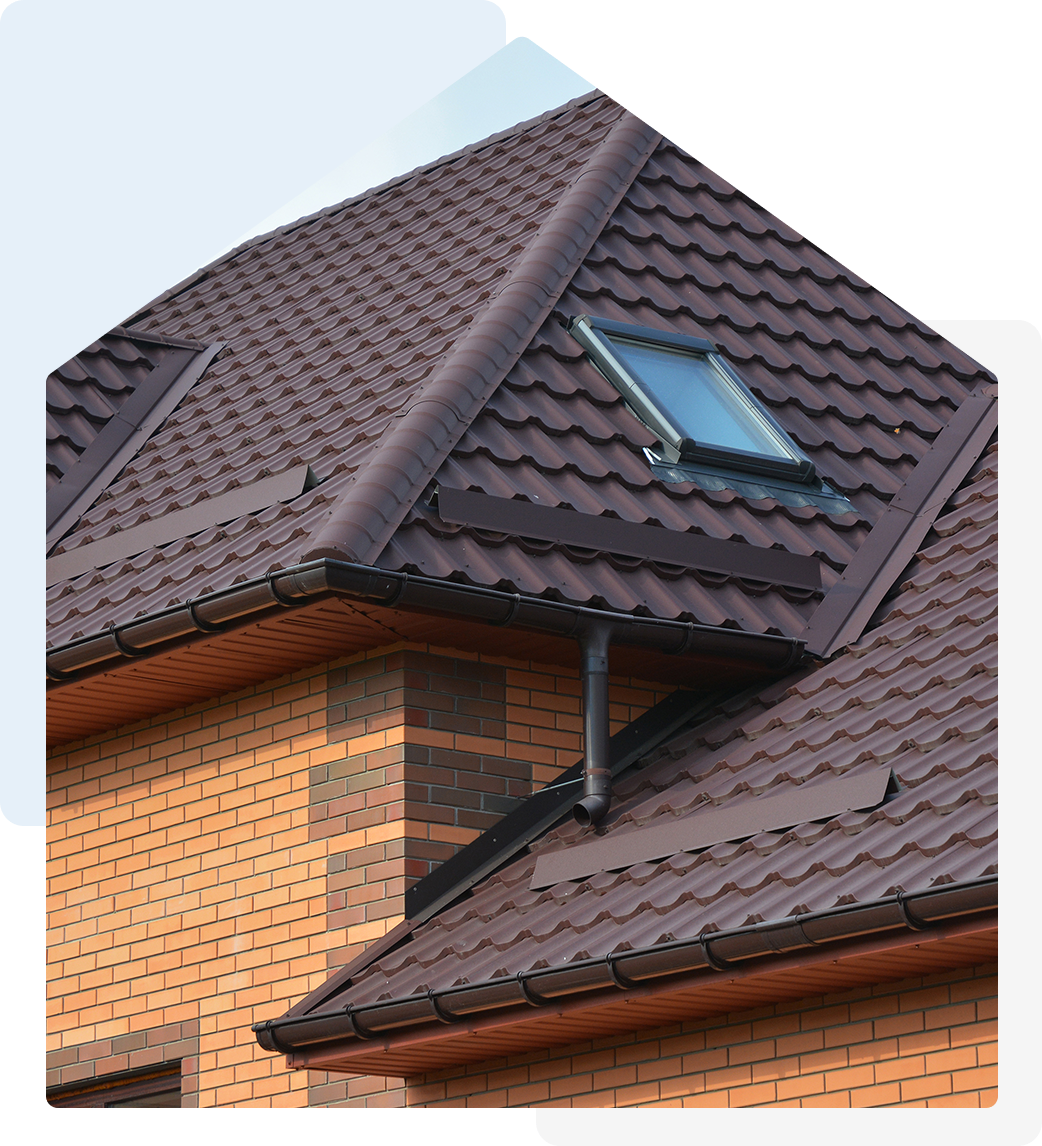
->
{"left": 751, "top": 1054, "right": 801, "bottom": 1084}
{"left": 680, "top": 1092, "right": 728, "bottom": 1108}
{"left": 752, "top": 1013, "right": 800, "bottom": 1039}
{"left": 927, "top": 1092, "right": 983, "bottom": 1108}
{"left": 594, "top": 1064, "right": 638, "bottom": 1090}
{"left": 730, "top": 1081, "right": 778, "bottom": 1107}
{"left": 925, "top": 1046, "right": 978, "bottom": 1074}
{"left": 951, "top": 1064, "right": 998, "bottom": 1093}
{"left": 821, "top": 1018, "right": 872, "bottom": 1047}
{"left": 678, "top": 1049, "right": 729, "bottom": 1072}
{"left": 851, "top": 1082, "right": 902, "bottom": 1107}
{"left": 614, "top": 1081, "right": 662, "bottom": 1106}
{"left": 901, "top": 1074, "right": 952, "bottom": 1101}
{"left": 950, "top": 974, "right": 997, "bottom": 1003}
{"left": 799, "top": 1045, "right": 848, "bottom": 1073}
{"left": 775, "top": 1029, "right": 824, "bottom": 1057}
{"left": 924, "top": 1002, "right": 978, "bottom": 1030}
{"left": 728, "top": 1039, "right": 776, "bottom": 1065}
{"left": 950, "top": 1017, "right": 997, "bottom": 1047}
{"left": 802, "top": 1091, "right": 851, "bottom": 1108}
{"left": 847, "top": 1037, "right": 898, "bottom": 1065}
{"left": 825, "top": 1063, "right": 875, "bottom": 1092}
{"left": 875, "top": 1055, "right": 926, "bottom": 1083}
{"left": 549, "top": 1073, "right": 593, "bottom": 1099}
{"left": 703, "top": 1063, "right": 752, "bottom": 1092}
{"left": 898, "top": 1028, "right": 949, "bottom": 1056}
{"left": 659, "top": 1030, "right": 706, "bottom": 1057}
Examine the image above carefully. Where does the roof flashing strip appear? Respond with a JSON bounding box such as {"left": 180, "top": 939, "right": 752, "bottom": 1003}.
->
{"left": 46, "top": 338, "right": 226, "bottom": 551}
{"left": 282, "top": 689, "right": 716, "bottom": 1023}
{"left": 436, "top": 486, "right": 822, "bottom": 590}
{"left": 46, "top": 464, "right": 317, "bottom": 585}
{"left": 530, "top": 766, "right": 891, "bottom": 889}
{"left": 801, "top": 385, "right": 998, "bottom": 659}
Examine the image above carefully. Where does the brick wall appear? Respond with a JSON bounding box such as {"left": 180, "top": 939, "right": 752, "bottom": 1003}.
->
{"left": 407, "top": 963, "right": 998, "bottom": 1108}
{"left": 46, "top": 642, "right": 669, "bottom": 1109}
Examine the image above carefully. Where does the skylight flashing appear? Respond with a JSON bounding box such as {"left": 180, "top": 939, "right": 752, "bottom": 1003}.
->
{"left": 569, "top": 314, "right": 816, "bottom": 484}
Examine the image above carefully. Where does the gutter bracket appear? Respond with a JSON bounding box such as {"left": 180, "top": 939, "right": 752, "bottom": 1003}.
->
{"left": 493, "top": 592, "right": 522, "bottom": 627}
{"left": 382, "top": 572, "right": 410, "bottom": 609}
{"left": 266, "top": 573, "right": 299, "bottom": 608}
{"left": 896, "top": 890, "right": 932, "bottom": 932}
{"left": 254, "top": 1019, "right": 293, "bottom": 1056}
{"left": 110, "top": 626, "right": 146, "bottom": 659}
{"left": 604, "top": 952, "right": 638, "bottom": 990}
{"left": 344, "top": 1006, "right": 374, "bottom": 1040}
{"left": 517, "top": 973, "right": 549, "bottom": 1007}
{"left": 428, "top": 990, "right": 458, "bottom": 1025}
{"left": 699, "top": 934, "right": 731, "bottom": 972}
{"left": 187, "top": 599, "right": 226, "bottom": 634}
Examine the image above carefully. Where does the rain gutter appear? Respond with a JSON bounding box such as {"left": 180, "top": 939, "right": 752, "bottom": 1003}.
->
{"left": 252, "top": 876, "right": 997, "bottom": 1055}
{"left": 46, "top": 558, "right": 805, "bottom": 683}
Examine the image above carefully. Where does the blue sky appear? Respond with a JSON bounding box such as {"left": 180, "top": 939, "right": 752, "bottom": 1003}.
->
{"left": 210, "top": 34, "right": 1040, "bottom": 267}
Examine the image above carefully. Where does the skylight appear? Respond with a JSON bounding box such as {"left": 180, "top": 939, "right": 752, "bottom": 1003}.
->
{"left": 569, "top": 315, "right": 815, "bottom": 483}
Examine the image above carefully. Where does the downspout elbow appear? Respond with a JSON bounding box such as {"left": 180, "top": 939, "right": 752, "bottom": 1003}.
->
{"left": 573, "top": 784, "right": 612, "bottom": 827}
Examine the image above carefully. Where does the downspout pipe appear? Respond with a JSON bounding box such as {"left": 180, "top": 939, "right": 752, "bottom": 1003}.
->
{"left": 573, "top": 623, "right": 614, "bottom": 826}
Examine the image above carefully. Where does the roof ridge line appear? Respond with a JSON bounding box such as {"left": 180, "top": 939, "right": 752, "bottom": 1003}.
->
{"left": 123, "top": 91, "right": 608, "bottom": 330}
{"left": 301, "top": 109, "right": 664, "bottom": 565}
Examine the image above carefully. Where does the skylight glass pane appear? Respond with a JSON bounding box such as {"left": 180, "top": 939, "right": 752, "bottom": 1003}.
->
{"left": 609, "top": 337, "right": 790, "bottom": 459}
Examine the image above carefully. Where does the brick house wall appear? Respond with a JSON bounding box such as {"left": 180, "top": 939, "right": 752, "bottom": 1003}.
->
{"left": 46, "top": 644, "right": 996, "bottom": 1109}
{"left": 45, "top": 642, "right": 669, "bottom": 1108}
{"left": 407, "top": 964, "right": 998, "bottom": 1109}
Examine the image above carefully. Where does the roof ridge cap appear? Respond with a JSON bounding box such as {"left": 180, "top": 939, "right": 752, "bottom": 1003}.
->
{"left": 302, "top": 109, "right": 663, "bottom": 565}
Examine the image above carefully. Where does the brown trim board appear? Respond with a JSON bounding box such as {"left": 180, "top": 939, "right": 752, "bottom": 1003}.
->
{"left": 530, "top": 766, "right": 890, "bottom": 888}
{"left": 47, "top": 464, "right": 316, "bottom": 584}
{"left": 46, "top": 337, "right": 226, "bottom": 551}
{"left": 437, "top": 486, "right": 822, "bottom": 590}
{"left": 801, "top": 386, "right": 997, "bottom": 659}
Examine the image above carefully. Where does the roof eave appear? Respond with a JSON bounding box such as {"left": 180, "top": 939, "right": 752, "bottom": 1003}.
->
{"left": 47, "top": 557, "right": 805, "bottom": 685}
{"left": 253, "top": 876, "right": 998, "bottom": 1075}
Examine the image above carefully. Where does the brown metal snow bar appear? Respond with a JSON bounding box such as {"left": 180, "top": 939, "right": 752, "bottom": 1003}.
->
{"left": 252, "top": 876, "right": 997, "bottom": 1056}
{"left": 46, "top": 558, "right": 805, "bottom": 684}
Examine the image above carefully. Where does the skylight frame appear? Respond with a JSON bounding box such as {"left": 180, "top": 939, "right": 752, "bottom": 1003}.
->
{"left": 569, "top": 315, "right": 816, "bottom": 483}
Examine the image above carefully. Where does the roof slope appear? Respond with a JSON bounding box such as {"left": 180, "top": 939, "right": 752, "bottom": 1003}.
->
{"left": 46, "top": 95, "right": 625, "bottom": 646}
{"left": 46, "top": 92, "right": 994, "bottom": 656}
{"left": 382, "top": 138, "right": 992, "bottom": 637}
{"left": 303, "top": 434, "right": 997, "bottom": 1010}
{"left": 46, "top": 328, "right": 206, "bottom": 488}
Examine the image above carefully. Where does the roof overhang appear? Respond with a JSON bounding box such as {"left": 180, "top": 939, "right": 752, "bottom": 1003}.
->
{"left": 254, "top": 878, "right": 997, "bottom": 1076}
{"left": 46, "top": 559, "right": 805, "bottom": 747}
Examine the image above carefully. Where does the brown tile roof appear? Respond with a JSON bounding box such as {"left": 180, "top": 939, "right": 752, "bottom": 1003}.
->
{"left": 46, "top": 91, "right": 994, "bottom": 664}
{"left": 46, "top": 94, "right": 627, "bottom": 645}
{"left": 47, "top": 331, "right": 167, "bottom": 487}
{"left": 381, "top": 137, "right": 992, "bottom": 636}
{"left": 272, "top": 435, "right": 997, "bottom": 1059}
